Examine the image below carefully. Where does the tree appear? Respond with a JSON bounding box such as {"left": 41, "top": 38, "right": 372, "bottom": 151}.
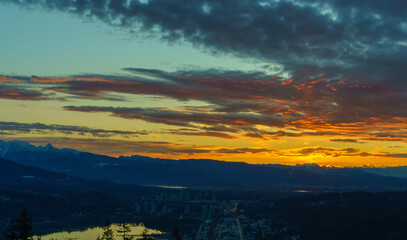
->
{"left": 3, "top": 218, "right": 19, "bottom": 240}
{"left": 101, "top": 220, "right": 115, "bottom": 240}
{"left": 140, "top": 229, "right": 153, "bottom": 240}
{"left": 17, "top": 209, "right": 33, "bottom": 240}
{"left": 116, "top": 223, "right": 133, "bottom": 240}
{"left": 170, "top": 227, "right": 182, "bottom": 240}
{"left": 3, "top": 209, "right": 34, "bottom": 240}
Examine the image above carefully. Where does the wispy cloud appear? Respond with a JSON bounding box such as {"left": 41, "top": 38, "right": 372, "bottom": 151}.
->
{"left": 0, "top": 121, "right": 148, "bottom": 137}
{"left": 329, "top": 139, "right": 366, "bottom": 144}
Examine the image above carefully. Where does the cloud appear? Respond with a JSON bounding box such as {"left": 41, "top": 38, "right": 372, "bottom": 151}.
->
{"left": 52, "top": 69, "right": 406, "bottom": 132}
{"left": 329, "top": 138, "right": 366, "bottom": 144}
{"left": 2, "top": 0, "right": 407, "bottom": 85}
{"left": 214, "top": 148, "right": 273, "bottom": 154}
{"left": 3, "top": 69, "right": 407, "bottom": 140}
{"left": 382, "top": 153, "right": 407, "bottom": 158}
{"left": 0, "top": 76, "right": 23, "bottom": 83}
{"left": 2, "top": 67, "right": 405, "bottom": 143}
{"left": 0, "top": 132, "right": 14, "bottom": 136}
{"left": 0, "top": 121, "right": 148, "bottom": 137}
{"left": 30, "top": 76, "right": 115, "bottom": 83}
{"left": 280, "top": 147, "right": 372, "bottom": 158}
{"left": 169, "top": 130, "right": 238, "bottom": 139}
{"left": 0, "top": 86, "right": 54, "bottom": 101}
{"left": 31, "top": 76, "right": 73, "bottom": 83}
{"left": 276, "top": 146, "right": 407, "bottom": 159}
{"left": 245, "top": 130, "right": 340, "bottom": 139}
{"left": 63, "top": 105, "right": 276, "bottom": 128}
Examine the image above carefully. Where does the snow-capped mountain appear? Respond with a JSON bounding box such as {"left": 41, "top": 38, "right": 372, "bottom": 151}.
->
{"left": 0, "top": 140, "right": 78, "bottom": 158}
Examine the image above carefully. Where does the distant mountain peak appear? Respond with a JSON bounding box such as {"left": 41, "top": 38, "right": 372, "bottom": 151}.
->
{"left": 43, "top": 143, "right": 54, "bottom": 151}
{"left": 0, "top": 139, "right": 79, "bottom": 157}
{"left": 0, "top": 139, "right": 35, "bottom": 157}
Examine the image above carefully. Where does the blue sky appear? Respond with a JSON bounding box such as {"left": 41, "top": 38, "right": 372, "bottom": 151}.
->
{"left": 0, "top": 4, "right": 274, "bottom": 77}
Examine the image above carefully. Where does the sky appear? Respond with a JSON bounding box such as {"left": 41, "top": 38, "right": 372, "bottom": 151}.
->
{"left": 0, "top": 0, "right": 406, "bottom": 167}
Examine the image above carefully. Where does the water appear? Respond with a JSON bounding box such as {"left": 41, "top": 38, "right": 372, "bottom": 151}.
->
{"left": 38, "top": 223, "right": 163, "bottom": 240}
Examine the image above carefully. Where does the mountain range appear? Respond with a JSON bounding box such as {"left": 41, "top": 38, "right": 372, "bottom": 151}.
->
{"left": 1, "top": 139, "right": 407, "bottom": 190}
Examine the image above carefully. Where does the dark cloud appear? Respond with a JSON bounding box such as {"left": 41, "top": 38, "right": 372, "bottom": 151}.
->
{"left": 245, "top": 130, "right": 340, "bottom": 139}
{"left": 63, "top": 105, "right": 287, "bottom": 129}
{"left": 2, "top": 0, "right": 407, "bottom": 84}
{"left": 360, "top": 132, "right": 407, "bottom": 143}
{"left": 169, "top": 130, "right": 238, "bottom": 139}
{"left": 283, "top": 147, "right": 372, "bottom": 158}
{"left": 0, "top": 121, "right": 148, "bottom": 137}
{"left": 383, "top": 153, "right": 407, "bottom": 158}
{"left": 329, "top": 138, "right": 366, "bottom": 144}
{"left": 215, "top": 148, "right": 273, "bottom": 154}
{"left": 0, "top": 132, "right": 14, "bottom": 136}
{"left": 0, "top": 86, "right": 54, "bottom": 101}
{"left": 279, "top": 147, "right": 407, "bottom": 159}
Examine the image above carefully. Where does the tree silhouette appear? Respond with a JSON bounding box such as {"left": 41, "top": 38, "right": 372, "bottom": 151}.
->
{"left": 3, "top": 209, "right": 34, "bottom": 240}
{"left": 17, "top": 209, "right": 33, "bottom": 240}
{"left": 116, "top": 223, "right": 133, "bottom": 240}
{"left": 170, "top": 226, "right": 182, "bottom": 240}
{"left": 3, "top": 218, "right": 19, "bottom": 240}
{"left": 101, "top": 220, "right": 115, "bottom": 240}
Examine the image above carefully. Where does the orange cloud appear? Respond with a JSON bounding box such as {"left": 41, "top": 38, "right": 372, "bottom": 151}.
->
{"left": 31, "top": 76, "right": 72, "bottom": 83}
{"left": 0, "top": 87, "right": 52, "bottom": 101}
{"left": 0, "top": 76, "right": 23, "bottom": 83}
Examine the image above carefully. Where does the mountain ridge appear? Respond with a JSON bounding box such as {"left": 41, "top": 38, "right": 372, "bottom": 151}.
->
{"left": 1, "top": 139, "right": 407, "bottom": 190}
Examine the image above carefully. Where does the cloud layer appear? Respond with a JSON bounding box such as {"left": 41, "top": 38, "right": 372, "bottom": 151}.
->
{"left": 2, "top": 0, "right": 407, "bottom": 84}
{"left": 0, "top": 121, "right": 148, "bottom": 137}
{"left": 1, "top": 67, "right": 406, "bottom": 143}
